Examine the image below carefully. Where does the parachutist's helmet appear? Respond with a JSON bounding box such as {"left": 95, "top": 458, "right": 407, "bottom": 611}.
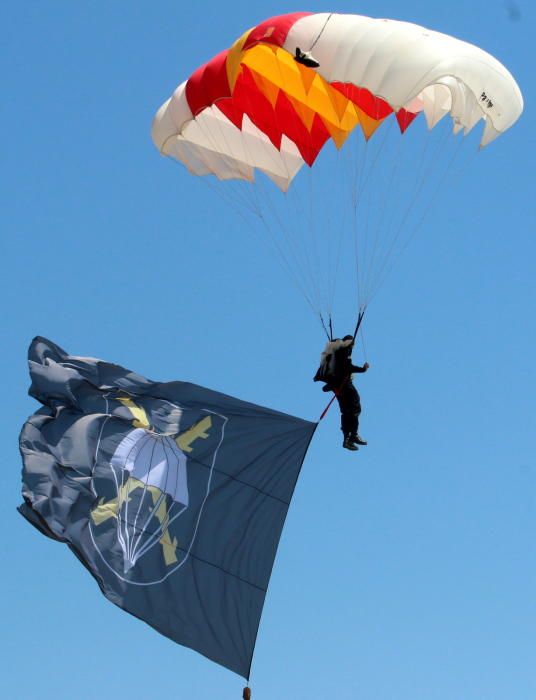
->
{"left": 341, "top": 335, "right": 354, "bottom": 353}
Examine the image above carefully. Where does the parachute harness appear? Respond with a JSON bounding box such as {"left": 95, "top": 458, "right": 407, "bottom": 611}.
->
{"left": 318, "top": 307, "right": 366, "bottom": 421}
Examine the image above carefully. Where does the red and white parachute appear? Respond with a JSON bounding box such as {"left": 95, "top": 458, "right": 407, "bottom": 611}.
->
{"left": 152, "top": 12, "right": 523, "bottom": 331}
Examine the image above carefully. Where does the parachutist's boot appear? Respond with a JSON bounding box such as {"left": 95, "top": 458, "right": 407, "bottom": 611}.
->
{"left": 343, "top": 436, "right": 359, "bottom": 451}
{"left": 352, "top": 434, "right": 367, "bottom": 446}
{"left": 294, "top": 47, "right": 320, "bottom": 68}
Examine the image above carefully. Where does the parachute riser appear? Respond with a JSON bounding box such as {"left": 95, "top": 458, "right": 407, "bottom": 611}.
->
{"left": 318, "top": 307, "right": 366, "bottom": 421}
{"left": 319, "top": 313, "right": 331, "bottom": 341}
{"left": 353, "top": 306, "right": 366, "bottom": 342}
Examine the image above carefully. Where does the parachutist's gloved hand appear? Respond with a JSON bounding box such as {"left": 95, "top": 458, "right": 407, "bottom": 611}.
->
{"left": 364, "top": 362, "right": 370, "bottom": 370}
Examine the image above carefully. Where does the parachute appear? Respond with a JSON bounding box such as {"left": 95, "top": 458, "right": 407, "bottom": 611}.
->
{"left": 152, "top": 11, "right": 523, "bottom": 333}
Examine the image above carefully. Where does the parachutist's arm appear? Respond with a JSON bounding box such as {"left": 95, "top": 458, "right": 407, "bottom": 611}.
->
{"left": 351, "top": 362, "right": 370, "bottom": 373}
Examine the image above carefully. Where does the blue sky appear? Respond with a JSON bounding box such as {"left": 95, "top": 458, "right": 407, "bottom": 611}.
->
{"left": 2, "top": 2, "right": 534, "bottom": 699}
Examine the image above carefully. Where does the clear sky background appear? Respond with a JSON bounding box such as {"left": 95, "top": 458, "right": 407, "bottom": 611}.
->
{"left": 2, "top": 2, "right": 534, "bottom": 699}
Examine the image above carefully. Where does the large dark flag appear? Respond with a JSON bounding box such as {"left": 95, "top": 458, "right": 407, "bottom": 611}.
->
{"left": 19, "top": 337, "right": 316, "bottom": 678}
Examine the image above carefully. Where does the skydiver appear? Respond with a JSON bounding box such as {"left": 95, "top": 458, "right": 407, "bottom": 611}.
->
{"left": 314, "top": 335, "right": 370, "bottom": 451}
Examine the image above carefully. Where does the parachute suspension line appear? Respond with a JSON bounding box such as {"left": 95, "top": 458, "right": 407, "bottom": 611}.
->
{"left": 305, "top": 165, "right": 325, "bottom": 316}
{"left": 354, "top": 116, "right": 396, "bottom": 305}
{"left": 368, "top": 131, "right": 469, "bottom": 303}
{"left": 274, "top": 49, "right": 342, "bottom": 320}
{"left": 319, "top": 313, "right": 331, "bottom": 341}
{"left": 286, "top": 162, "right": 325, "bottom": 315}
{"left": 361, "top": 179, "right": 374, "bottom": 307}
{"left": 321, "top": 129, "right": 354, "bottom": 323}
{"left": 308, "top": 13, "right": 334, "bottom": 51}
{"left": 383, "top": 128, "right": 424, "bottom": 262}
{"left": 317, "top": 153, "right": 337, "bottom": 319}
{"left": 303, "top": 178, "right": 325, "bottom": 314}
{"left": 369, "top": 116, "right": 408, "bottom": 296}
{"left": 170, "top": 144, "right": 254, "bottom": 221}
{"left": 198, "top": 180, "right": 289, "bottom": 305}
{"left": 188, "top": 113, "right": 261, "bottom": 216}
{"left": 191, "top": 112, "right": 253, "bottom": 212}
{"left": 367, "top": 119, "right": 455, "bottom": 302}
{"left": 264, "top": 54, "right": 326, "bottom": 315}
{"left": 362, "top": 115, "right": 397, "bottom": 186}
{"left": 264, "top": 186, "right": 330, "bottom": 319}
{"left": 370, "top": 123, "right": 453, "bottom": 301}
{"left": 265, "top": 51, "right": 314, "bottom": 294}
{"left": 306, "top": 160, "right": 329, "bottom": 320}
{"left": 254, "top": 200, "right": 321, "bottom": 318}
{"left": 367, "top": 119, "right": 435, "bottom": 297}
{"left": 199, "top": 69, "right": 322, "bottom": 318}
{"left": 353, "top": 306, "right": 366, "bottom": 341}
{"left": 351, "top": 131, "right": 370, "bottom": 310}
{"left": 288, "top": 98, "right": 331, "bottom": 318}
{"left": 361, "top": 123, "right": 405, "bottom": 301}
{"left": 359, "top": 317, "right": 369, "bottom": 363}
{"left": 351, "top": 115, "right": 395, "bottom": 309}
{"left": 326, "top": 146, "right": 350, "bottom": 323}
{"left": 186, "top": 163, "right": 320, "bottom": 316}
{"left": 257, "top": 177, "right": 322, "bottom": 313}
{"left": 351, "top": 135, "right": 365, "bottom": 308}
{"left": 364, "top": 117, "right": 435, "bottom": 300}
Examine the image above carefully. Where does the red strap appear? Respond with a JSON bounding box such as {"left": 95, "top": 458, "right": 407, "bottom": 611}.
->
{"left": 318, "top": 377, "right": 349, "bottom": 421}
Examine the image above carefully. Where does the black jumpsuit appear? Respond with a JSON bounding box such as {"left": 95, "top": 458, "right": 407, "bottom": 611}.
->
{"left": 331, "top": 346, "right": 367, "bottom": 438}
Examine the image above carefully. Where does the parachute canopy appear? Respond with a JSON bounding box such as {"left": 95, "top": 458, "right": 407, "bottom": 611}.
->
{"left": 152, "top": 12, "right": 523, "bottom": 191}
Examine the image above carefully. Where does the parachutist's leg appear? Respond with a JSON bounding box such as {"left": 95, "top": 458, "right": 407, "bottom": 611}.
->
{"left": 336, "top": 390, "right": 348, "bottom": 434}
{"left": 353, "top": 389, "right": 361, "bottom": 435}
{"left": 349, "top": 388, "right": 367, "bottom": 446}
{"left": 337, "top": 386, "right": 359, "bottom": 451}
{"left": 341, "top": 408, "right": 356, "bottom": 436}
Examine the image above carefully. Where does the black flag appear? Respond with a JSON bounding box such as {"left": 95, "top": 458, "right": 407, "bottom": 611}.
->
{"left": 19, "top": 337, "right": 316, "bottom": 678}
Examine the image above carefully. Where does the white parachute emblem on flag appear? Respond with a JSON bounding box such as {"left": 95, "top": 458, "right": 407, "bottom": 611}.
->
{"left": 108, "top": 427, "right": 189, "bottom": 573}
{"left": 89, "top": 397, "right": 224, "bottom": 582}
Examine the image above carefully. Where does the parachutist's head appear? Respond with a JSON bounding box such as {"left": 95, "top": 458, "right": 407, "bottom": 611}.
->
{"left": 341, "top": 335, "right": 354, "bottom": 354}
